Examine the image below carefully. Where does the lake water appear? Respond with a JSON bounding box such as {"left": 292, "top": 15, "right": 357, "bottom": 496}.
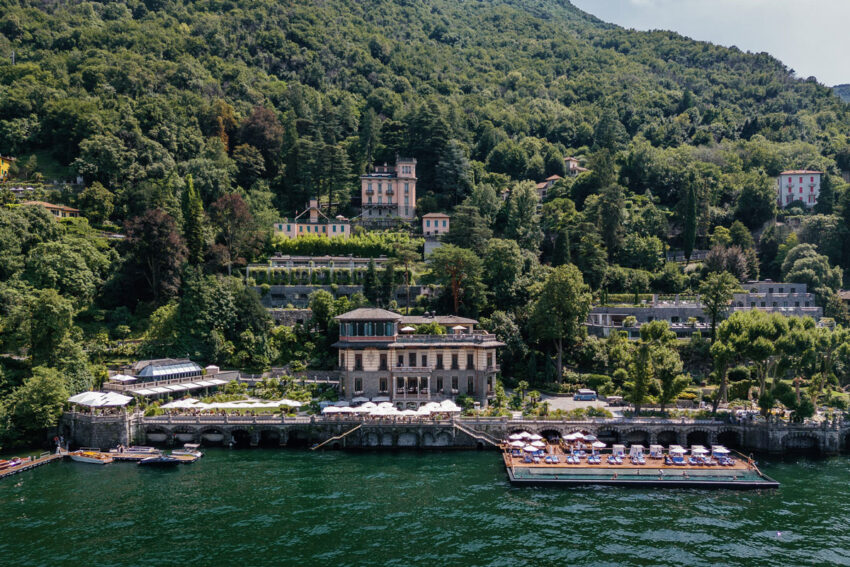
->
{"left": 1, "top": 450, "right": 848, "bottom": 566}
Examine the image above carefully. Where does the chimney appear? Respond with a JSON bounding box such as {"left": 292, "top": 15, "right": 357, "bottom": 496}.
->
{"left": 309, "top": 198, "right": 318, "bottom": 223}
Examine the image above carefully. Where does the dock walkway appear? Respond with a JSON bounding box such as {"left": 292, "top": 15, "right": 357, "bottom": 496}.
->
{"left": 0, "top": 452, "right": 64, "bottom": 480}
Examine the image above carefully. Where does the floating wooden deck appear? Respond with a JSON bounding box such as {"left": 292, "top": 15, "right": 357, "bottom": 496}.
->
{"left": 0, "top": 452, "right": 64, "bottom": 480}
{"left": 503, "top": 448, "right": 779, "bottom": 489}
{"left": 107, "top": 452, "right": 198, "bottom": 463}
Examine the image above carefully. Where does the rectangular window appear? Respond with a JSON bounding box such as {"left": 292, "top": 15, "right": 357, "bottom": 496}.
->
{"left": 379, "top": 378, "right": 388, "bottom": 393}
{"left": 299, "top": 226, "right": 303, "bottom": 232}
{"left": 322, "top": 226, "right": 326, "bottom": 233}
{"left": 409, "top": 353, "right": 416, "bottom": 367}
{"left": 379, "top": 354, "right": 388, "bottom": 370}
{"left": 397, "top": 377, "right": 404, "bottom": 392}
{"left": 467, "top": 376, "right": 474, "bottom": 394}
{"left": 436, "top": 354, "right": 443, "bottom": 369}
{"left": 339, "top": 353, "right": 344, "bottom": 367}
{"left": 378, "top": 196, "right": 382, "bottom": 204}
{"left": 397, "top": 355, "right": 404, "bottom": 367}
{"left": 487, "top": 353, "right": 493, "bottom": 367}
{"left": 452, "top": 354, "right": 459, "bottom": 369}
{"left": 437, "top": 377, "right": 443, "bottom": 392}
{"left": 487, "top": 377, "right": 493, "bottom": 393}
{"left": 466, "top": 354, "right": 474, "bottom": 370}
{"left": 332, "top": 225, "right": 336, "bottom": 233}
{"left": 426, "top": 220, "right": 431, "bottom": 227}
{"left": 286, "top": 224, "right": 290, "bottom": 231}
{"left": 355, "top": 354, "right": 362, "bottom": 370}
{"left": 354, "top": 378, "right": 363, "bottom": 393}
{"left": 811, "top": 176, "right": 814, "bottom": 182}
{"left": 451, "top": 376, "right": 458, "bottom": 391}
{"left": 378, "top": 183, "right": 382, "bottom": 193}
{"left": 421, "top": 354, "right": 427, "bottom": 367}
{"left": 443, "top": 221, "right": 447, "bottom": 227}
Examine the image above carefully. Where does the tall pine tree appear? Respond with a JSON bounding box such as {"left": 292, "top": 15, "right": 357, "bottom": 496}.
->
{"left": 181, "top": 175, "right": 205, "bottom": 265}
{"left": 682, "top": 176, "right": 698, "bottom": 262}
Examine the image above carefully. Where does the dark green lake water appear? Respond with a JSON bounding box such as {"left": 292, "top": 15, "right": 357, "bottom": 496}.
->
{"left": 1, "top": 450, "right": 848, "bottom": 566}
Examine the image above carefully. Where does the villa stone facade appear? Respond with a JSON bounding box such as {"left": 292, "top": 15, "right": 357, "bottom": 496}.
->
{"left": 333, "top": 308, "right": 504, "bottom": 408}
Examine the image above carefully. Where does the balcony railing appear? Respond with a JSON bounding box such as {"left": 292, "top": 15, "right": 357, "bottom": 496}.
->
{"left": 395, "top": 333, "right": 498, "bottom": 344}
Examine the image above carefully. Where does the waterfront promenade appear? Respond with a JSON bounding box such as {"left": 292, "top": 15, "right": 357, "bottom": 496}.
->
{"left": 60, "top": 411, "right": 847, "bottom": 454}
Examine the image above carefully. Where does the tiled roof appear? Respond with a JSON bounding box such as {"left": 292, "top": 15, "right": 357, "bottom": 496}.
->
{"left": 780, "top": 170, "right": 823, "bottom": 175}
{"left": 422, "top": 212, "right": 449, "bottom": 218}
{"left": 22, "top": 200, "right": 79, "bottom": 212}
{"left": 400, "top": 315, "right": 478, "bottom": 325}
{"left": 335, "top": 308, "right": 402, "bottom": 321}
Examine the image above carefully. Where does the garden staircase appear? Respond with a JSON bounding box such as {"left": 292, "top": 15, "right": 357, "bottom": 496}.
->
{"left": 311, "top": 424, "right": 362, "bottom": 450}
{"left": 452, "top": 421, "right": 501, "bottom": 448}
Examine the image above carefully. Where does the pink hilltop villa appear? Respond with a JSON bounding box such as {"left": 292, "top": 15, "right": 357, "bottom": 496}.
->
{"left": 777, "top": 170, "right": 822, "bottom": 208}
{"left": 360, "top": 157, "right": 417, "bottom": 220}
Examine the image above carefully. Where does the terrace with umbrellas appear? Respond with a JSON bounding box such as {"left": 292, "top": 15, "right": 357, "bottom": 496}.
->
{"left": 502, "top": 430, "right": 747, "bottom": 470}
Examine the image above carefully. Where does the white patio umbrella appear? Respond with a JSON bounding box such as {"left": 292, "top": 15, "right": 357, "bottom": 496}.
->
{"left": 531, "top": 440, "right": 546, "bottom": 448}
{"left": 571, "top": 432, "right": 586, "bottom": 439}
{"left": 564, "top": 433, "right": 577, "bottom": 441}
{"left": 509, "top": 440, "right": 525, "bottom": 448}
{"left": 528, "top": 433, "right": 543, "bottom": 441}
{"left": 322, "top": 406, "right": 341, "bottom": 414}
{"left": 712, "top": 446, "right": 730, "bottom": 454}
{"left": 584, "top": 434, "right": 598, "bottom": 442}
{"left": 508, "top": 433, "right": 525, "bottom": 441}
{"left": 519, "top": 432, "right": 532, "bottom": 439}
{"left": 523, "top": 445, "right": 538, "bottom": 452}
{"left": 691, "top": 446, "right": 709, "bottom": 454}
{"left": 592, "top": 441, "right": 607, "bottom": 448}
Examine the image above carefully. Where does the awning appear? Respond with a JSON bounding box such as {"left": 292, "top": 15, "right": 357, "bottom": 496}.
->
{"left": 131, "top": 389, "right": 157, "bottom": 396}
{"left": 109, "top": 374, "right": 137, "bottom": 382}
{"left": 68, "top": 391, "right": 133, "bottom": 407}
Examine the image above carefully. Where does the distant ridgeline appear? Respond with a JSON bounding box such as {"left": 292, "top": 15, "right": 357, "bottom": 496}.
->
{"left": 2, "top": 0, "right": 850, "bottom": 215}
{"left": 834, "top": 85, "right": 850, "bottom": 103}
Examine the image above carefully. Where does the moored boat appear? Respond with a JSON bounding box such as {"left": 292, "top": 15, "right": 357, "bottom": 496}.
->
{"left": 171, "top": 443, "right": 203, "bottom": 458}
{"left": 138, "top": 455, "right": 181, "bottom": 468}
{"left": 69, "top": 450, "right": 114, "bottom": 465}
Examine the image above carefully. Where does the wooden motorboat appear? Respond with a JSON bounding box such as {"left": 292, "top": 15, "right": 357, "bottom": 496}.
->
{"left": 171, "top": 443, "right": 203, "bottom": 458}
{"left": 69, "top": 450, "right": 114, "bottom": 465}
{"left": 138, "top": 455, "right": 181, "bottom": 468}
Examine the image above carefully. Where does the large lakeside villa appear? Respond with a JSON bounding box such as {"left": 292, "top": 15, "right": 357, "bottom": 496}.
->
{"left": 333, "top": 308, "right": 505, "bottom": 409}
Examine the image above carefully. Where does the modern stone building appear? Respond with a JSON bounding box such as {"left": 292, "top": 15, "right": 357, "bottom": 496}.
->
{"left": 273, "top": 198, "right": 351, "bottom": 239}
{"left": 588, "top": 281, "right": 822, "bottom": 339}
{"left": 360, "top": 158, "right": 417, "bottom": 221}
{"left": 333, "top": 308, "right": 504, "bottom": 408}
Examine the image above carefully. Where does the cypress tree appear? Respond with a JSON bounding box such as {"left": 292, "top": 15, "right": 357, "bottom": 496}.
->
{"left": 363, "top": 258, "right": 379, "bottom": 305}
{"left": 181, "top": 175, "right": 205, "bottom": 265}
{"left": 682, "top": 178, "right": 698, "bottom": 262}
{"left": 552, "top": 226, "right": 571, "bottom": 267}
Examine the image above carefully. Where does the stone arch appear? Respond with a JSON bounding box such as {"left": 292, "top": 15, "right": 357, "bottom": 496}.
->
{"left": 623, "top": 429, "right": 650, "bottom": 446}
{"left": 717, "top": 429, "right": 742, "bottom": 449}
{"left": 231, "top": 429, "right": 252, "bottom": 448}
{"left": 364, "top": 431, "right": 380, "bottom": 447}
{"left": 686, "top": 429, "right": 710, "bottom": 447}
{"left": 199, "top": 427, "right": 225, "bottom": 446}
{"left": 259, "top": 429, "right": 281, "bottom": 448}
{"left": 397, "top": 431, "right": 418, "bottom": 447}
{"left": 173, "top": 426, "right": 198, "bottom": 444}
{"left": 596, "top": 429, "right": 620, "bottom": 444}
{"left": 656, "top": 430, "right": 678, "bottom": 447}
{"left": 286, "top": 429, "right": 310, "bottom": 448}
{"left": 783, "top": 433, "right": 821, "bottom": 454}
{"left": 145, "top": 427, "right": 169, "bottom": 444}
{"left": 540, "top": 429, "right": 562, "bottom": 441}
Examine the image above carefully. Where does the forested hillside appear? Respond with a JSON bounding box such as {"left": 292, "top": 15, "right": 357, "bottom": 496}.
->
{"left": 4, "top": 0, "right": 850, "bottom": 445}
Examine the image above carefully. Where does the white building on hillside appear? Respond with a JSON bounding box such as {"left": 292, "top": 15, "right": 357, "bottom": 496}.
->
{"left": 778, "top": 170, "right": 822, "bottom": 208}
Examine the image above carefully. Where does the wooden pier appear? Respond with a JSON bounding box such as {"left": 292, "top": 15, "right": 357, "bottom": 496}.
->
{"left": 0, "top": 452, "right": 64, "bottom": 480}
